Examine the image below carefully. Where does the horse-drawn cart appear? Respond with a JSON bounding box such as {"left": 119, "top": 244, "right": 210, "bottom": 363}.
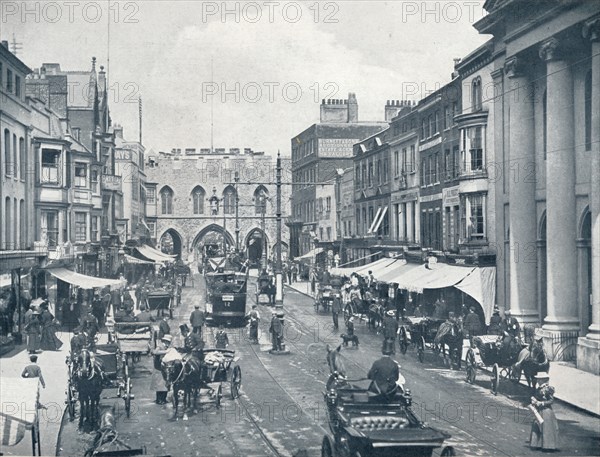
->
{"left": 112, "top": 321, "right": 156, "bottom": 366}
{"left": 465, "top": 335, "right": 526, "bottom": 395}
{"left": 398, "top": 317, "right": 445, "bottom": 363}
{"left": 315, "top": 284, "right": 334, "bottom": 313}
{"left": 200, "top": 349, "right": 242, "bottom": 407}
{"left": 322, "top": 379, "right": 454, "bottom": 457}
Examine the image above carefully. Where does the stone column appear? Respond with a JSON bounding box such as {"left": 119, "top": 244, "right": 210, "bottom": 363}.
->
{"left": 578, "top": 18, "right": 600, "bottom": 374}
{"left": 540, "top": 38, "right": 580, "bottom": 335}
{"left": 505, "top": 56, "right": 539, "bottom": 325}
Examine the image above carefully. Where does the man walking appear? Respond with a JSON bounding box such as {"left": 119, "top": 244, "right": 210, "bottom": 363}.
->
{"left": 190, "top": 304, "right": 205, "bottom": 339}
{"left": 382, "top": 310, "right": 398, "bottom": 354}
{"left": 269, "top": 311, "right": 283, "bottom": 352}
{"left": 331, "top": 293, "right": 342, "bottom": 331}
{"left": 22, "top": 354, "right": 46, "bottom": 388}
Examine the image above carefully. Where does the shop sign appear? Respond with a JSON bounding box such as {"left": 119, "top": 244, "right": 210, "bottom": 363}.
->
{"left": 443, "top": 186, "right": 460, "bottom": 207}
{"left": 101, "top": 174, "right": 122, "bottom": 191}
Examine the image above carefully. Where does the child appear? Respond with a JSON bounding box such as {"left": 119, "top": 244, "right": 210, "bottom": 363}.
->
{"left": 22, "top": 354, "right": 46, "bottom": 388}
{"left": 215, "top": 325, "right": 229, "bottom": 349}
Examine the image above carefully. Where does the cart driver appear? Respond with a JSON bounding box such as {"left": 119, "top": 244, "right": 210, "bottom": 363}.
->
{"left": 368, "top": 341, "right": 402, "bottom": 398}
{"left": 180, "top": 324, "right": 205, "bottom": 359}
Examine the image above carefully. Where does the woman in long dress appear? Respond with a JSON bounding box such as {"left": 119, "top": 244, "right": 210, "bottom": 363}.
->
{"left": 39, "top": 302, "right": 63, "bottom": 351}
{"left": 530, "top": 373, "right": 559, "bottom": 451}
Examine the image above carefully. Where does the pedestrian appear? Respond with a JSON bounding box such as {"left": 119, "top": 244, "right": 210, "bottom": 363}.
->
{"left": 157, "top": 316, "right": 170, "bottom": 340}
{"left": 215, "top": 325, "right": 229, "bottom": 349}
{"left": 382, "top": 310, "right": 398, "bottom": 354}
{"left": 310, "top": 268, "right": 317, "bottom": 295}
{"left": 529, "top": 372, "right": 559, "bottom": 451}
{"left": 291, "top": 263, "right": 298, "bottom": 283}
{"left": 331, "top": 293, "right": 342, "bottom": 331}
{"left": 24, "top": 305, "right": 41, "bottom": 354}
{"left": 190, "top": 304, "right": 205, "bottom": 338}
{"left": 246, "top": 305, "right": 260, "bottom": 343}
{"left": 286, "top": 265, "right": 292, "bottom": 284}
{"left": 463, "top": 306, "right": 483, "bottom": 338}
{"left": 269, "top": 311, "right": 283, "bottom": 352}
{"left": 488, "top": 306, "right": 502, "bottom": 335}
{"left": 22, "top": 354, "right": 46, "bottom": 388}
{"left": 39, "top": 302, "right": 63, "bottom": 351}
{"left": 151, "top": 335, "right": 172, "bottom": 404}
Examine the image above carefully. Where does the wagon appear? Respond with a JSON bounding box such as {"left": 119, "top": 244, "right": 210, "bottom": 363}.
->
{"left": 199, "top": 349, "right": 242, "bottom": 407}
{"left": 465, "top": 335, "right": 526, "bottom": 395}
{"left": 398, "top": 317, "right": 445, "bottom": 363}
{"left": 322, "top": 379, "right": 454, "bottom": 457}
{"left": 315, "top": 284, "right": 334, "bottom": 313}
{"left": 113, "top": 321, "right": 156, "bottom": 366}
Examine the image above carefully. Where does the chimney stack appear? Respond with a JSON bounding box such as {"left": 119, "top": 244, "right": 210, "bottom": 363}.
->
{"left": 1, "top": 40, "right": 8, "bottom": 49}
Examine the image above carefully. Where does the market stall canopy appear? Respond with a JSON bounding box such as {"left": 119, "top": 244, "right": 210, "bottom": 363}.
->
{"left": 143, "top": 244, "right": 176, "bottom": 259}
{"left": 124, "top": 254, "right": 154, "bottom": 265}
{"left": 390, "top": 263, "right": 475, "bottom": 294}
{"left": 455, "top": 267, "right": 496, "bottom": 325}
{"left": 0, "top": 378, "right": 39, "bottom": 447}
{"left": 330, "top": 256, "right": 393, "bottom": 277}
{"left": 135, "top": 245, "right": 175, "bottom": 263}
{"left": 47, "top": 268, "right": 123, "bottom": 289}
{"left": 296, "top": 247, "right": 324, "bottom": 260}
{"left": 377, "top": 261, "right": 422, "bottom": 284}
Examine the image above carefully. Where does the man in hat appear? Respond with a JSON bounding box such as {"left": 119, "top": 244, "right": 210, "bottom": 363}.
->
{"left": 151, "top": 334, "right": 173, "bottom": 404}
{"left": 82, "top": 311, "right": 99, "bottom": 344}
{"left": 463, "top": 306, "right": 482, "bottom": 338}
{"left": 488, "top": 307, "right": 502, "bottom": 335}
{"left": 331, "top": 292, "right": 342, "bottom": 331}
{"left": 383, "top": 309, "right": 398, "bottom": 354}
{"left": 70, "top": 327, "right": 86, "bottom": 355}
{"left": 269, "top": 311, "right": 283, "bottom": 352}
{"left": 21, "top": 354, "right": 46, "bottom": 388}
{"left": 136, "top": 303, "right": 155, "bottom": 324}
{"left": 368, "top": 344, "right": 400, "bottom": 397}
{"left": 190, "top": 304, "right": 205, "bottom": 338}
{"left": 501, "top": 309, "right": 521, "bottom": 338}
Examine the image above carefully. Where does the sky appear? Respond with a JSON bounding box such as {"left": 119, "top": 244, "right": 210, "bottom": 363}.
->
{"left": 1, "top": 1, "right": 490, "bottom": 155}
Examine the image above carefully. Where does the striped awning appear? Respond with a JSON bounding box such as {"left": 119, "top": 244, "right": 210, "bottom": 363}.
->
{"left": 0, "top": 378, "right": 39, "bottom": 446}
{"left": 124, "top": 254, "right": 154, "bottom": 265}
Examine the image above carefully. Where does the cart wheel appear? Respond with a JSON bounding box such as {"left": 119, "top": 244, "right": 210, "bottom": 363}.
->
{"left": 417, "top": 336, "right": 425, "bottom": 363}
{"left": 215, "top": 384, "right": 223, "bottom": 408}
{"left": 441, "top": 446, "right": 456, "bottom": 456}
{"left": 466, "top": 348, "right": 477, "bottom": 384}
{"left": 66, "top": 386, "right": 76, "bottom": 421}
{"left": 343, "top": 304, "right": 353, "bottom": 324}
{"left": 321, "top": 436, "right": 333, "bottom": 457}
{"left": 124, "top": 379, "right": 132, "bottom": 418}
{"left": 491, "top": 363, "right": 499, "bottom": 395}
{"left": 230, "top": 365, "right": 242, "bottom": 399}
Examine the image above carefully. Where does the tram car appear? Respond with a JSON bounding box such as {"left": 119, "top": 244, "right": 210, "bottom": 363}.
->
{"left": 205, "top": 269, "right": 248, "bottom": 326}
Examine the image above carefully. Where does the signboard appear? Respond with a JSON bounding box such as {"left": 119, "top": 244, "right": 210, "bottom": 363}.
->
{"left": 102, "top": 174, "right": 122, "bottom": 191}
{"left": 115, "top": 149, "right": 131, "bottom": 161}
{"left": 443, "top": 186, "right": 460, "bottom": 207}
{"left": 318, "top": 138, "right": 359, "bottom": 158}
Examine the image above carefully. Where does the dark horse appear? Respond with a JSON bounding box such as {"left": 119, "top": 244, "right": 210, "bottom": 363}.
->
{"left": 434, "top": 321, "right": 464, "bottom": 369}
{"left": 513, "top": 341, "right": 550, "bottom": 390}
{"left": 162, "top": 355, "right": 203, "bottom": 420}
{"left": 73, "top": 349, "right": 105, "bottom": 429}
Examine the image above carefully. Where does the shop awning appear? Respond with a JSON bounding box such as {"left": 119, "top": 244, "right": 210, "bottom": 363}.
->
{"left": 143, "top": 244, "right": 176, "bottom": 259}
{"left": 296, "top": 247, "right": 324, "bottom": 260}
{"left": 135, "top": 245, "right": 175, "bottom": 263}
{"left": 47, "top": 268, "right": 123, "bottom": 289}
{"left": 330, "top": 257, "right": 388, "bottom": 277}
{"left": 124, "top": 254, "right": 154, "bottom": 265}
{"left": 371, "top": 206, "right": 389, "bottom": 234}
{"left": 377, "top": 260, "right": 422, "bottom": 284}
{"left": 455, "top": 267, "right": 497, "bottom": 325}
{"left": 0, "top": 378, "right": 39, "bottom": 446}
{"left": 367, "top": 208, "right": 383, "bottom": 234}
{"left": 387, "top": 263, "right": 475, "bottom": 294}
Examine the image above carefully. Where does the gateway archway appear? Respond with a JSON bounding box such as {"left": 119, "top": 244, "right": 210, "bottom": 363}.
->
{"left": 192, "top": 224, "right": 234, "bottom": 260}
{"left": 245, "top": 228, "right": 268, "bottom": 266}
{"left": 159, "top": 228, "right": 183, "bottom": 257}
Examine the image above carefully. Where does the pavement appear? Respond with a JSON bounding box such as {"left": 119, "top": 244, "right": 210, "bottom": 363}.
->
{"left": 0, "top": 328, "right": 71, "bottom": 456}
{"left": 284, "top": 279, "right": 600, "bottom": 417}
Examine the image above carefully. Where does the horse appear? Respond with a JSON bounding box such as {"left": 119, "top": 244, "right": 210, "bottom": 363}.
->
{"left": 73, "top": 348, "right": 105, "bottom": 430}
{"left": 434, "top": 320, "right": 464, "bottom": 369}
{"left": 162, "top": 355, "right": 203, "bottom": 420}
{"left": 513, "top": 342, "right": 550, "bottom": 390}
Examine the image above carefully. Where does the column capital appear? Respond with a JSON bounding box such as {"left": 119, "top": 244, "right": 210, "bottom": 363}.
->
{"left": 539, "top": 37, "right": 561, "bottom": 62}
{"left": 582, "top": 16, "right": 600, "bottom": 43}
{"left": 504, "top": 56, "right": 526, "bottom": 79}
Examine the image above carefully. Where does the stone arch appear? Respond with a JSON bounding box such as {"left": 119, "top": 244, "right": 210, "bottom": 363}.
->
{"left": 578, "top": 206, "right": 592, "bottom": 331}
{"left": 158, "top": 227, "right": 184, "bottom": 257}
{"left": 579, "top": 205, "right": 591, "bottom": 239}
{"left": 253, "top": 185, "right": 269, "bottom": 215}
{"left": 192, "top": 223, "right": 234, "bottom": 259}
{"left": 244, "top": 227, "right": 269, "bottom": 265}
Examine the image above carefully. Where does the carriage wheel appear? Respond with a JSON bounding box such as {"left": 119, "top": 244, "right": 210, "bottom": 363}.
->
{"left": 230, "top": 365, "right": 242, "bottom": 399}
{"left": 465, "top": 348, "right": 477, "bottom": 384}
{"left": 66, "top": 386, "right": 76, "bottom": 421}
{"left": 124, "top": 377, "right": 132, "bottom": 418}
{"left": 321, "top": 437, "right": 333, "bottom": 457}
{"left": 215, "top": 384, "right": 223, "bottom": 408}
{"left": 343, "top": 304, "right": 353, "bottom": 324}
{"left": 417, "top": 337, "right": 425, "bottom": 363}
{"left": 441, "top": 446, "right": 456, "bottom": 456}
{"left": 491, "top": 363, "right": 499, "bottom": 395}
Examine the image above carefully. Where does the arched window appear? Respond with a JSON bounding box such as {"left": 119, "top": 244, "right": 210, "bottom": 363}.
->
{"left": 585, "top": 70, "right": 592, "bottom": 151}
{"left": 4, "top": 129, "right": 10, "bottom": 176}
{"left": 191, "top": 186, "right": 205, "bottom": 215}
{"left": 254, "top": 186, "right": 269, "bottom": 214}
{"left": 472, "top": 77, "right": 482, "bottom": 111}
{"left": 223, "top": 186, "right": 236, "bottom": 215}
{"left": 12, "top": 134, "right": 17, "bottom": 177}
{"left": 160, "top": 186, "right": 174, "bottom": 215}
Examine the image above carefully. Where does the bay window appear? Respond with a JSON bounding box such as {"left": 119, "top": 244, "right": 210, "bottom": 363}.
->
{"left": 460, "top": 125, "right": 485, "bottom": 174}
{"left": 75, "top": 212, "right": 87, "bottom": 242}
{"left": 74, "top": 163, "right": 87, "bottom": 188}
{"left": 41, "top": 149, "right": 61, "bottom": 183}
{"left": 461, "top": 193, "right": 486, "bottom": 242}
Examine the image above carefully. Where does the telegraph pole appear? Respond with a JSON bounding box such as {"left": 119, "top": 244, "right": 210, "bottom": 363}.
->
{"left": 275, "top": 152, "right": 284, "bottom": 307}
{"left": 234, "top": 172, "right": 240, "bottom": 252}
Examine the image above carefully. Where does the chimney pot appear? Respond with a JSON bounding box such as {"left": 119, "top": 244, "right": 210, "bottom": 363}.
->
{"left": 1, "top": 40, "right": 8, "bottom": 49}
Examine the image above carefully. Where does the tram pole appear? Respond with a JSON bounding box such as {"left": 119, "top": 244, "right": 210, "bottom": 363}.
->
{"left": 275, "top": 152, "right": 284, "bottom": 308}
{"left": 234, "top": 172, "right": 240, "bottom": 252}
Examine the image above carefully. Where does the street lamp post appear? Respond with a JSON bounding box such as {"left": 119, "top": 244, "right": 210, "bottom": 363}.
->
{"left": 335, "top": 168, "right": 345, "bottom": 264}
{"left": 234, "top": 172, "right": 240, "bottom": 252}
{"left": 275, "top": 152, "right": 284, "bottom": 307}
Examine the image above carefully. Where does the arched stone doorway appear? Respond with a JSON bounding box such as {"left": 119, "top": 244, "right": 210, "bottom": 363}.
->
{"left": 578, "top": 208, "right": 592, "bottom": 332}
{"left": 192, "top": 224, "right": 234, "bottom": 261}
{"left": 537, "top": 212, "right": 547, "bottom": 325}
{"left": 271, "top": 241, "right": 289, "bottom": 263}
{"left": 159, "top": 228, "right": 183, "bottom": 257}
{"left": 245, "top": 228, "right": 268, "bottom": 267}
